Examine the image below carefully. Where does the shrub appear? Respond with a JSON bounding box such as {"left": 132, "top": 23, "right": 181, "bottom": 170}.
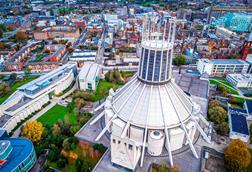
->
{"left": 216, "top": 122, "right": 229, "bottom": 136}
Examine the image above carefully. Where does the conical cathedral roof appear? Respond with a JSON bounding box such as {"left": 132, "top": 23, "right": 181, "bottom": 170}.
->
{"left": 108, "top": 75, "right": 197, "bottom": 129}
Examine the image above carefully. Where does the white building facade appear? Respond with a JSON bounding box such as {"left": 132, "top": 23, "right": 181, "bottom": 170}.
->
{"left": 226, "top": 74, "right": 252, "bottom": 88}
{"left": 0, "top": 63, "right": 77, "bottom": 133}
{"left": 78, "top": 62, "right": 100, "bottom": 91}
{"left": 197, "top": 58, "right": 250, "bottom": 76}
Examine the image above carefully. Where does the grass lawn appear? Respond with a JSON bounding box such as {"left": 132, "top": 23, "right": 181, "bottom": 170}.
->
{"left": 94, "top": 80, "right": 120, "bottom": 101}
{"left": 210, "top": 78, "right": 239, "bottom": 95}
{"left": 0, "top": 76, "right": 37, "bottom": 104}
{"left": 37, "top": 104, "right": 76, "bottom": 126}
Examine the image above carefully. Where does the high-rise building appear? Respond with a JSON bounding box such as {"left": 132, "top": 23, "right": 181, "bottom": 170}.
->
{"left": 90, "top": 15, "right": 210, "bottom": 170}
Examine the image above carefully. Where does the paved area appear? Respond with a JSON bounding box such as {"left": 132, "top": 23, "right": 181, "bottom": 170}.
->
{"left": 75, "top": 110, "right": 110, "bottom": 148}
{"left": 174, "top": 72, "right": 209, "bottom": 99}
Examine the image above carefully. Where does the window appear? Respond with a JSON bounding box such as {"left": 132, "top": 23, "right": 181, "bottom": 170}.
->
{"left": 154, "top": 51, "right": 161, "bottom": 81}
{"left": 128, "top": 144, "right": 133, "bottom": 150}
{"left": 118, "top": 140, "right": 121, "bottom": 144}
{"left": 113, "top": 139, "right": 116, "bottom": 143}
{"left": 147, "top": 50, "right": 155, "bottom": 81}
{"left": 87, "top": 83, "right": 92, "bottom": 90}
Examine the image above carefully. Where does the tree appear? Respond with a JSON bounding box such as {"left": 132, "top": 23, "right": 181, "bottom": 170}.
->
{"left": 173, "top": 55, "right": 186, "bottom": 66}
{"left": 216, "top": 122, "right": 229, "bottom": 136}
{"left": 208, "top": 99, "right": 220, "bottom": 108}
{"left": 21, "top": 121, "right": 44, "bottom": 143}
{"left": 52, "top": 124, "right": 61, "bottom": 136}
{"left": 93, "top": 143, "right": 106, "bottom": 153}
{"left": 15, "top": 31, "right": 28, "bottom": 42}
{"left": 173, "top": 55, "right": 186, "bottom": 74}
{"left": 10, "top": 73, "right": 17, "bottom": 80}
{"left": 56, "top": 156, "right": 67, "bottom": 168}
{"left": 217, "top": 84, "right": 231, "bottom": 97}
{"left": 24, "top": 67, "right": 31, "bottom": 76}
{"left": 225, "top": 139, "right": 251, "bottom": 172}
{"left": 0, "top": 82, "right": 11, "bottom": 96}
{"left": 208, "top": 106, "right": 227, "bottom": 124}
{"left": 76, "top": 158, "right": 83, "bottom": 171}
{"left": 70, "top": 125, "right": 80, "bottom": 135}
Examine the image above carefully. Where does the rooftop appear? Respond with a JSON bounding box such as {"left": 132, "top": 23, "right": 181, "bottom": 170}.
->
{"left": 227, "top": 74, "right": 252, "bottom": 82}
{"left": 0, "top": 140, "right": 10, "bottom": 156}
{"left": 0, "top": 138, "right": 34, "bottom": 172}
{"left": 18, "top": 63, "right": 76, "bottom": 95}
{"left": 229, "top": 107, "right": 249, "bottom": 135}
{"left": 79, "top": 62, "right": 100, "bottom": 81}
{"left": 210, "top": 59, "right": 249, "bottom": 65}
{"left": 245, "top": 100, "right": 252, "bottom": 114}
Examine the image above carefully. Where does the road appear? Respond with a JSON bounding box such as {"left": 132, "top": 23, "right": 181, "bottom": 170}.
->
{"left": 96, "top": 27, "right": 107, "bottom": 65}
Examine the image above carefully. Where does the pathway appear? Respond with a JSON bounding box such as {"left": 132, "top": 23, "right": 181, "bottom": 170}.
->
{"left": 11, "top": 82, "right": 77, "bottom": 137}
{"left": 11, "top": 101, "right": 56, "bottom": 137}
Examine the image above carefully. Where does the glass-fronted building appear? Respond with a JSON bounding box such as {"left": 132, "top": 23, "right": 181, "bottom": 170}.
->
{"left": 0, "top": 138, "right": 36, "bottom": 172}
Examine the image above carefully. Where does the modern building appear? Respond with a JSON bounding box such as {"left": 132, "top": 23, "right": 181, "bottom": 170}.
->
{"left": 197, "top": 59, "right": 250, "bottom": 76}
{"left": 89, "top": 16, "right": 210, "bottom": 170}
{"left": 0, "top": 131, "right": 36, "bottom": 172}
{"left": 69, "top": 49, "right": 97, "bottom": 62}
{"left": 245, "top": 100, "right": 252, "bottom": 117}
{"left": 78, "top": 62, "right": 100, "bottom": 91}
{"left": 215, "top": 27, "right": 236, "bottom": 39}
{"left": 228, "top": 106, "right": 249, "bottom": 142}
{"left": 0, "top": 63, "right": 77, "bottom": 133}
{"left": 211, "top": 12, "right": 252, "bottom": 32}
{"left": 226, "top": 74, "right": 252, "bottom": 88}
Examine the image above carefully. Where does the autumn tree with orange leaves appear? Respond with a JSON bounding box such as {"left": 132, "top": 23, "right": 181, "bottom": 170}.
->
{"left": 21, "top": 120, "right": 44, "bottom": 143}
{"left": 224, "top": 139, "right": 251, "bottom": 172}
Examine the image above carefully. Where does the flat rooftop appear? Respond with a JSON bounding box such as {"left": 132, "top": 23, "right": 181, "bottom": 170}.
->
{"left": 228, "top": 74, "right": 252, "bottom": 82}
{"left": 79, "top": 62, "right": 100, "bottom": 82}
{"left": 229, "top": 107, "right": 249, "bottom": 135}
{"left": 18, "top": 63, "right": 76, "bottom": 95}
{"left": 211, "top": 59, "right": 249, "bottom": 65}
{"left": 0, "top": 115, "right": 12, "bottom": 128}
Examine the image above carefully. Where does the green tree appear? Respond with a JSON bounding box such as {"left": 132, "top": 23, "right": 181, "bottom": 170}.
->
{"left": 56, "top": 156, "right": 67, "bottom": 168}
{"left": 208, "top": 106, "right": 227, "bottom": 124}
{"left": 93, "top": 143, "right": 106, "bottom": 153}
{"left": 10, "top": 73, "right": 17, "bottom": 80}
{"left": 0, "top": 82, "right": 11, "bottom": 96}
{"left": 225, "top": 139, "right": 251, "bottom": 172}
{"left": 76, "top": 158, "right": 83, "bottom": 172}
{"left": 173, "top": 55, "right": 186, "bottom": 66}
